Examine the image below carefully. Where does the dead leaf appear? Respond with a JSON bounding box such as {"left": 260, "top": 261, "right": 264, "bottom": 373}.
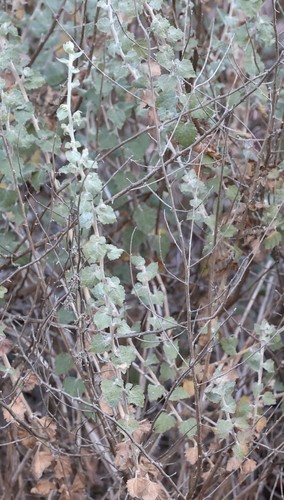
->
{"left": 0, "top": 336, "right": 13, "bottom": 355}
{"left": 37, "top": 416, "right": 57, "bottom": 441}
{"left": 255, "top": 416, "right": 267, "bottom": 434}
{"left": 31, "top": 448, "right": 53, "bottom": 480}
{"left": 139, "top": 456, "right": 159, "bottom": 480}
{"left": 140, "top": 90, "right": 155, "bottom": 108}
{"left": 127, "top": 477, "right": 146, "bottom": 497}
{"left": 22, "top": 371, "right": 40, "bottom": 392}
{"left": 226, "top": 456, "right": 241, "bottom": 472}
{"left": 114, "top": 441, "right": 133, "bottom": 471}
{"left": 100, "top": 362, "right": 116, "bottom": 380}
{"left": 71, "top": 472, "right": 86, "bottom": 493}
{"left": 30, "top": 479, "right": 55, "bottom": 495}
{"left": 133, "top": 419, "right": 151, "bottom": 443}
{"left": 143, "top": 481, "right": 166, "bottom": 500}
{"left": 3, "top": 396, "right": 27, "bottom": 423}
{"left": 54, "top": 455, "right": 72, "bottom": 480}
{"left": 242, "top": 458, "right": 257, "bottom": 474}
{"left": 99, "top": 398, "right": 114, "bottom": 416}
{"left": 185, "top": 446, "right": 198, "bottom": 465}
{"left": 17, "top": 427, "right": 37, "bottom": 448}
{"left": 127, "top": 477, "right": 162, "bottom": 500}
{"left": 149, "top": 61, "right": 161, "bottom": 77}
{"left": 183, "top": 379, "right": 195, "bottom": 397}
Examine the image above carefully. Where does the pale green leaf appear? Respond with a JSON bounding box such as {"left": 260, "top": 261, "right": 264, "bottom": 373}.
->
{"left": 149, "top": 316, "right": 177, "bottom": 330}
{"left": 169, "top": 387, "right": 189, "bottom": 401}
{"left": 215, "top": 419, "right": 233, "bottom": 437}
{"left": 89, "top": 333, "right": 111, "bottom": 354}
{"left": 243, "top": 350, "right": 262, "bottom": 371}
{"left": 106, "top": 245, "right": 123, "bottom": 261}
{"left": 84, "top": 172, "right": 102, "bottom": 196}
{"left": 55, "top": 353, "right": 74, "bottom": 375}
{"left": 0, "top": 286, "right": 7, "bottom": 299}
{"left": 173, "top": 59, "right": 196, "bottom": 79}
{"left": 252, "top": 382, "right": 263, "bottom": 398}
{"left": 220, "top": 336, "right": 238, "bottom": 356}
{"left": 117, "top": 418, "right": 139, "bottom": 435}
{"left": 264, "top": 230, "right": 282, "bottom": 250}
{"left": 128, "top": 385, "right": 144, "bottom": 407}
{"left": 148, "top": 384, "right": 164, "bottom": 402}
{"left": 112, "top": 345, "right": 136, "bottom": 368}
{"left": 263, "top": 391, "right": 276, "bottom": 405}
{"left": 262, "top": 359, "right": 275, "bottom": 373}
{"left": 154, "top": 413, "right": 176, "bottom": 433}
{"left": 163, "top": 340, "right": 179, "bottom": 361}
{"left": 159, "top": 362, "right": 176, "bottom": 382}
{"left": 93, "top": 309, "right": 113, "bottom": 329}
{"left": 95, "top": 203, "right": 116, "bottom": 224}
{"left": 179, "top": 418, "right": 197, "bottom": 438}
{"left": 83, "top": 235, "right": 108, "bottom": 262}
{"left": 64, "top": 377, "right": 85, "bottom": 397}
{"left": 236, "top": 0, "right": 263, "bottom": 18}
{"left": 131, "top": 255, "right": 145, "bottom": 267}
{"left": 174, "top": 122, "right": 197, "bottom": 148}
{"left": 101, "top": 379, "right": 123, "bottom": 407}
{"left": 57, "top": 104, "right": 69, "bottom": 121}
{"left": 137, "top": 262, "right": 158, "bottom": 283}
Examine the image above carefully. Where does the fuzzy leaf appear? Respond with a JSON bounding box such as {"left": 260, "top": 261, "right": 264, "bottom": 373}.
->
{"left": 174, "top": 122, "right": 197, "bottom": 148}
{"left": 173, "top": 59, "right": 196, "bottom": 78}
{"left": 64, "top": 377, "right": 85, "bottom": 397}
{"left": 55, "top": 353, "right": 74, "bottom": 375}
{"left": 154, "top": 413, "right": 176, "bottom": 433}
{"left": 179, "top": 418, "right": 197, "bottom": 438}
{"left": 215, "top": 419, "right": 233, "bottom": 437}
{"left": 95, "top": 203, "right": 116, "bottom": 224}
{"left": 93, "top": 309, "right": 113, "bottom": 329}
{"left": 263, "top": 391, "right": 276, "bottom": 405}
{"left": 112, "top": 345, "right": 136, "bottom": 368}
{"left": 101, "top": 379, "right": 123, "bottom": 407}
{"left": 127, "top": 385, "right": 144, "bottom": 407}
{"left": 220, "top": 336, "right": 238, "bottom": 356}
{"left": 169, "top": 387, "right": 189, "bottom": 401}
{"left": 89, "top": 333, "right": 111, "bottom": 354}
{"left": 148, "top": 384, "right": 164, "bottom": 402}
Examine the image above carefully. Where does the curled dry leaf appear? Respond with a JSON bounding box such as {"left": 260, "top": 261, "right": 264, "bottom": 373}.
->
{"left": 38, "top": 417, "right": 57, "bottom": 441}
{"left": 17, "top": 427, "right": 37, "bottom": 448}
{"left": 139, "top": 456, "right": 160, "bottom": 480}
{"left": 0, "top": 336, "right": 13, "bottom": 355}
{"left": 141, "top": 61, "right": 161, "bottom": 77}
{"left": 140, "top": 90, "right": 155, "bottom": 108}
{"left": 182, "top": 379, "right": 195, "bottom": 397}
{"left": 114, "top": 441, "right": 133, "bottom": 471}
{"left": 242, "top": 458, "right": 257, "bottom": 474}
{"left": 54, "top": 455, "right": 72, "bottom": 480}
{"left": 2, "top": 396, "right": 27, "bottom": 423}
{"left": 22, "top": 371, "right": 40, "bottom": 392}
{"left": 255, "top": 416, "right": 267, "bottom": 434}
{"left": 127, "top": 477, "right": 164, "bottom": 500}
{"left": 71, "top": 471, "right": 86, "bottom": 493}
{"left": 30, "top": 479, "right": 55, "bottom": 496}
{"left": 99, "top": 398, "right": 114, "bottom": 416}
{"left": 226, "top": 456, "right": 242, "bottom": 472}
{"left": 100, "top": 362, "right": 116, "bottom": 380}
{"left": 31, "top": 448, "right": 53, "bottom": 480}
{"left": 185, "top": 446, "right": 198, "bottom": 465}
{"left": 133, "top": 419, "right": 151, "bottom": 444}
